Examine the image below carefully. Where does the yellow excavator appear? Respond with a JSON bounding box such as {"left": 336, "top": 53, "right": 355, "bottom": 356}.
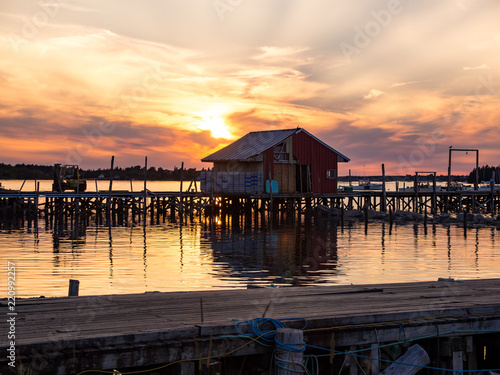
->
{"left": 52, "top": 164, "right": 87, "bottom": 192}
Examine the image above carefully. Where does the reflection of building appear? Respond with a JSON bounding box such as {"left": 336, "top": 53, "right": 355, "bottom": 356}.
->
{"left": 202, "top": 222, "right": 339, "bottom": 285}
{"left": 201, "top": 128, "right": 349, "bottom": 194}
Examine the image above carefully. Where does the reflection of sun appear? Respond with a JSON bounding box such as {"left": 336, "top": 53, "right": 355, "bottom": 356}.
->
{"left": 197, "top": 110, "right": 233, "bottom": 139}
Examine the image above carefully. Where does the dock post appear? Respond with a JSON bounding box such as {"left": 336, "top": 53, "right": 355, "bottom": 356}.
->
{"left": 465, "top": 336, "right": 477, "bottom": 371}
{"left": 179, "top": 161, "right": 184, "bottom": 220}
{"left": 68, "top": 279, "right": 79, "bottom": 297}
{"left": 453, "top": 349, "right": 464, "bottom": 374}
{"left": 370, "top": 344, "right": 380, "bottom": 374}
{"left": 414, "top": 173, "right": 418, "bottom": 213}
{"left": 275, "top": 328, "right": 304, "bottom": 375}
{"left": 143, "top": 156, "right": 148, "bottom": 225}
{"left": 491, "top": 171, "right": 496, "bottom": 214}
{"left": 106, "top": 155, "right": 114, "bottom": 227}
{"left": 432, "top": 173, "right": 437, "bottom": 215}
{"left": 381, "top": 163, "right": 386, "bottom": 212}
{"left": 347, "top": 346, "right": 359, "bottom": 375}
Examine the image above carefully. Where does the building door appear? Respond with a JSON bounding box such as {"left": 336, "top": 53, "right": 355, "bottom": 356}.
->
{"left": 296, "top": 165, "right": 312, "bottom": 193}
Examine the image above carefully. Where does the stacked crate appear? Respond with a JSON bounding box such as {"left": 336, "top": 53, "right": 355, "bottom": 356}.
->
{"left": 200, "top": 172, "right": 264, "bottom": 194}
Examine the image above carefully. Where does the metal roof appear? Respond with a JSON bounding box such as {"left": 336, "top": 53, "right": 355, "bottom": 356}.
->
{"left": 201, "top": 128, "right": 350, "bottom": 162}
{"left": 201, "top": 129, "right": 296, "bottom": 162}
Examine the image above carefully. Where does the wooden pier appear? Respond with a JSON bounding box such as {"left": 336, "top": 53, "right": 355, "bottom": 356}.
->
{"left": 1, "top": 189, "right": 499, "bottom": 228}
{"left": 2, "top": 278, "right": 500, "bottom": 374}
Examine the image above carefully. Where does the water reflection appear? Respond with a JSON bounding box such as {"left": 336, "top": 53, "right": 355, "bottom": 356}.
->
{"left": 201, "top": 219, "right": 341, "bottom": 287}
{"left": 108, "top": 226, "right": 113, "bottom": 283}
{"left": 1, "top": 218, "right": 499, "bottom": 298}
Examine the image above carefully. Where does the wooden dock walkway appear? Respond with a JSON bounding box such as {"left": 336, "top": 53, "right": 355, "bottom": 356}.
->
{"left": 1, "top": 189, "right": 499, "bottom": 229}
{"left": 2, "top": 278, "right": 500, "bottom": 374}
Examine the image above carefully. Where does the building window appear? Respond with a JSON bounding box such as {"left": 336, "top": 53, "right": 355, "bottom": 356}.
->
{"left": 326, "top": 169, "right": 336, "bottom": 179}
{"left": 274, "top": 142, "right": 289, "bottom": 162}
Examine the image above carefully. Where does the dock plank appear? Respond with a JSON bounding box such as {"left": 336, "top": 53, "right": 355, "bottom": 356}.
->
{"left": 2, "top": 278, "right": 500, "bottom": 374}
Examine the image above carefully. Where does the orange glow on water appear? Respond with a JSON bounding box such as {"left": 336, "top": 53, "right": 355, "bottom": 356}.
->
{"left": 2, "top": 219, "right": 500, "bottom": 298}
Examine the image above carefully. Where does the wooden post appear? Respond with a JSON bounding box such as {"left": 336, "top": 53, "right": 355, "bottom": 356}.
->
{"left": 475, "top": 150, "right": 479, "bottom": 191}
{"left": 414, "top": 173, "right": 418, "bottom": 213}
{"left": 491, "top": 171, "right": 496, "bottom": 214}
{"left": 275, "top": 328, "right": 304, "bottom": 375}
{"left": 432, "top": 173, "right": 437, "bottom": 215}
{"left": 465, "top": 336, "right": 477, "bottom": 371}
{"left": 35, "top": 181, "right": 40, "bottom": 230}
{"left": 107, "top": 156, "right": 114, "bottom": 226}
{"left": 348, "top": 346, "right": 359, "bottom": 375}
{"left": 453, "top": 350, "right": 464, "bottom": 374}
{"left": 379, "top": 344, "right": 430, "bottom": 375}
{"left": 447, "top": 147, "right": 452, "bottom": 191}
{"left": 370, "top": 344, "right": 380, "bottom": 374}
{"left": 143, "top": 156, "right": 148, "bottom": 225}
{"left": 68, "top": 279, "right": 79, "bottom": 297}
{"left": 381, "top": 164, "right": 386, "bottom": 212}
{"left": 179, "top": 162, "right": 184, "bottom": 219}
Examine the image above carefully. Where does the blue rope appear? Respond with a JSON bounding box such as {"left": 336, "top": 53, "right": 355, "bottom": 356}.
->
{"left": 234, "top": 317, "right": 307, "bottom": 344}
{"left": 275, "top": 336, "right": 307, "bottom": 353}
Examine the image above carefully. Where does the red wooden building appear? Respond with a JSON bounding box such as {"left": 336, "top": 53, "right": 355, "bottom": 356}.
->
{"left": 201, "top": 128, "right": 349, "bottom": 194}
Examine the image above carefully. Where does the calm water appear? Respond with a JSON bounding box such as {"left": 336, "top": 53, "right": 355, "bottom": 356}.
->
{"left": 1, "top": 219, "right": 499, "bottom": 298}
{"left": 1, "top": 179, "right": 444, "bottom": 193}
{"left": 1, "top": 179, "right": 198, "bottom": 193}
{"left": 1, "top": 180, "right": 499, "bottom": 298}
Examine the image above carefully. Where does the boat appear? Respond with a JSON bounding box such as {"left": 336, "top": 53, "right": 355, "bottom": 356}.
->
{"left": 477, "top": 183, "right": 500, "bottom": 191}
{"left": 351, "top": 179, "right": 383, "bottom": 191}
{"left": 400, "top": 182, "right": 435, "bottom": 192}
{"left": 440, "top": 182, "right": 473, "bottom": 191}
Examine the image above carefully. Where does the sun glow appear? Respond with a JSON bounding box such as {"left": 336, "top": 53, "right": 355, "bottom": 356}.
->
{"left": 197, "top": 112, "right": 233, "bottom": 139}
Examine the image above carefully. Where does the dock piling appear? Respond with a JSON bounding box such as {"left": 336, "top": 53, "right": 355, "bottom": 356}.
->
{"left": 68, "top": 279, "right": 80, "bottom": 297}
{"left": 275, "top": 328, "right": 304, "bottom": 375}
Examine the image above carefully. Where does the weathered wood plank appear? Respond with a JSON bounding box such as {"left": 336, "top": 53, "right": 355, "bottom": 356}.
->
{"left": 2, "top": 279, "right": 500, "bottom": 374}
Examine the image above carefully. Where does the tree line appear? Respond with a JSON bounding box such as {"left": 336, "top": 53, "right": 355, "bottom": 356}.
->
{"left": 0, "top": 163, "right": 202, "bottom": 181}
{"left": 467, "top": 165, "right": 500, "bottom": 184}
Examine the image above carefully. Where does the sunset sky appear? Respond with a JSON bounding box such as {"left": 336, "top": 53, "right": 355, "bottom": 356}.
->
{"left": 1, "top": 0, "right": 499, "bottom": 175}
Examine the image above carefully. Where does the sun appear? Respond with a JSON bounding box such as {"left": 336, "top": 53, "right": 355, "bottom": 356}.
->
{"left": 197, "top": 114, "right": 233, "bottom": 139}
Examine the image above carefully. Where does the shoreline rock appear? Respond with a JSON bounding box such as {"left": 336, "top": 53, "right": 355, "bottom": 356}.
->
{"left": 315, "top": 205, "right": 500, "bottom": 227}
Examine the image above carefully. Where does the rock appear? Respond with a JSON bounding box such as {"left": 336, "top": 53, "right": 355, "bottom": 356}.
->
{"left": 315, "top": 205, "right": 339, "bottom": 216}
{"left": 367, "top": 209, "right": 387, "bottom": 220}
{"left": 457, "top": 213, "right": 474, "bottom": 222}
{"left": 345, "top": 209, "right": 363, "bottom": 218}
{"left": 437, "top": 213, "right": 454, "bottom": 223}
{"left": 413, "top": 213, "right": 424, "bottom": 221}
{"left": 483, "top": 217, "right": 495, "bottom": 225}
{"left": 394, "top": 210, "right": 414, "bottom": 220}
{"left": 473, "top": 214, "right": 484, "bottom": 224}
